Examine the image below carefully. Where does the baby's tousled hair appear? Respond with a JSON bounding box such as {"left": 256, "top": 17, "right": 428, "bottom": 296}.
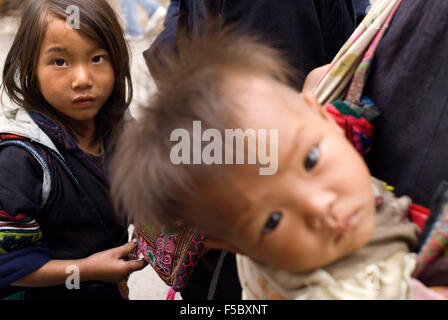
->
{"left": 1, "top": 0, "right": 132, "bottom": 147}
{"left": 111, "top": 22, "right": 297, "bottom": 232}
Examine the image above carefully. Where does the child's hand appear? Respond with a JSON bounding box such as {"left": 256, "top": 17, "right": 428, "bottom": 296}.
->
{"left": 83, "top": 240, "right": 147, "bottom": 284}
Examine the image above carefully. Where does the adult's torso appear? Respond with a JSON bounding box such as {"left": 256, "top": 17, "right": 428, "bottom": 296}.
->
{"left": 365, "top": 0, "right": 448, "bottom": 206}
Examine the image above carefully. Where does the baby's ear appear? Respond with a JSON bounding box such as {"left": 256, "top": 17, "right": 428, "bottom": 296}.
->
{"left": 303, "top": 92, "right": 343, "bottom": 132}
{"left": 303, "top": 92, "right": 326, "bottom": 115}
{"left": 205, "top": 237, "right": 242, "bottom": 255}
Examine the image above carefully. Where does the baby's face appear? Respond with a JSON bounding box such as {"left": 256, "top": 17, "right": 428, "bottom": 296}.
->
{"left": 203, "top": 74, "right": 376, "bottom": 272}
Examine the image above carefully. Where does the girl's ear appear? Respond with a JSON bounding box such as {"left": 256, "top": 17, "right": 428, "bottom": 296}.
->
{"left": 205, "top": 237, "right": 243, "bottom": 255}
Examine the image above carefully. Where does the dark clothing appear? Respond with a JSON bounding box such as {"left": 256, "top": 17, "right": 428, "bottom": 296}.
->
{"left": 354, "top": 0, "right": 370, "bottom": 24}
{"left": 418, "top": 256, "right": 448, "bottom": 287}
{"left": 181, "top": 250, "right": 241, "bottom": 300}
{"left": 217, "top": 0, "right": 355, "bottom": 87}
{"left": 0, "top": 112, "right": 127, "bottom": 299}
{"left": 146, "top": 0, "right": 180, "bottom": 58}
{"left": 354, "top": 0, "right": 370, "bottom": 16}
{"left": 145, "top": 0, "right": 355, "bottom": 89}
{"left": 165, "top": 0, "right": 180, "bottom": 27}
{"left": 365, "top": 0, "right": 448, "bottom": 207}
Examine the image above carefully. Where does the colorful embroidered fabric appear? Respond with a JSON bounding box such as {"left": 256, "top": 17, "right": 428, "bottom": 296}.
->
{"left": 324, "top": 99, "right": 378, "bottom": 158}
{"left": 413, "top": 182, "right": 448, "bottom": 278}
{"left": 118, "top": 280, "right": 129, "bottom": 300}
{"left": 133, "top": 219, "right": 206, "bottom": 293}
{"left": 0, "top": 211, "right": 44, "bottom": 255}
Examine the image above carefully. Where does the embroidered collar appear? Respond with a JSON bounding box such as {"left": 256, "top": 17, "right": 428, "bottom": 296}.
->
{"left": 29, "top": 112, "right": 78, "bottom": 151}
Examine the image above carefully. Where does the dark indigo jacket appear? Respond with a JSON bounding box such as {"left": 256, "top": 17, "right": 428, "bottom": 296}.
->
{"left": 0, "top": 112, "right": 127, "bottom": 299}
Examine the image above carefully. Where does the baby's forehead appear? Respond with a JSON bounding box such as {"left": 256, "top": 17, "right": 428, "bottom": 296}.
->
{"left": 223, "top": 72, "right": 309, "bottom": 118}
{"left": 189, "top": 173, "right": 254, "bottom": 232}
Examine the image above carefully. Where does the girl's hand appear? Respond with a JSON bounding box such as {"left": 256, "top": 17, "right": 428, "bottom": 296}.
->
{"left": 83, "top": 240, "right": 147, "bottom": 284}
{"left": 12, "top": 241, "right": 147, "bottom": 287}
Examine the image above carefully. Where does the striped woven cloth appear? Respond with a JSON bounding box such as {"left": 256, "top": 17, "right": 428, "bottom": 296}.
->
{"left": 0, "top": 210, "right": 44, "bottom": 255}
{"left": 313, "top": 0, "right": 402, "bottom": 106}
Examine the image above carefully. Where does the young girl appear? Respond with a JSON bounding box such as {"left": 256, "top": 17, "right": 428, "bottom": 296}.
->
{"left": 0, "top": 0, "right": 146, "bottom": 300}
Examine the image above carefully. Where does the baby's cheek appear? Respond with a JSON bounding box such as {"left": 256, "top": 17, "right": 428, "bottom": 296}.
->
{"left": 357, "top": 208, "right": 376, "bottom": 247}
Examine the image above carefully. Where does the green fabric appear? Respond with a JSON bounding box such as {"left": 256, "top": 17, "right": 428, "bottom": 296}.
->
{"left": 2, "top": 290, "right": 24, "bottom": 300}
{"left": 332, "top": 100, "right": 361, "bottom": 119}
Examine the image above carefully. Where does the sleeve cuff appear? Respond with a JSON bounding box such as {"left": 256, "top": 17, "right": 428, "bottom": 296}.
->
{"left": 0, "top": 245, "right": 51, "bottom": 288}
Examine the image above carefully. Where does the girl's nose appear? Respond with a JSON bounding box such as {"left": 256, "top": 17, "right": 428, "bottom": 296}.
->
{"left": 72, "top": 65, "right": 93, "bottom": 89}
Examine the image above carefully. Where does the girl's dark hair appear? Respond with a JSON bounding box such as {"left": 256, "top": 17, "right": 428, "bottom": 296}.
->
{"left": 1, "top": 0, "right": 132, "bottom": 146}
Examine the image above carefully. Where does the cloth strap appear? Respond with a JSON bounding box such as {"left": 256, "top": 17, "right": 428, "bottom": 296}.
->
{"left": 313, "top": 0, "right": 403, "bottom": 105}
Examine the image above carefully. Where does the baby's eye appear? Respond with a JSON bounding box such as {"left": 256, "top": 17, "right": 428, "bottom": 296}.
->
{"left": 262, "top": 211, "right": 282, "bottom": 235}
{"left": 54, "top": 58, "right": 67, "bottom": 66}
{"left": 304, "top": 146, "right": 320, "bottom": 171}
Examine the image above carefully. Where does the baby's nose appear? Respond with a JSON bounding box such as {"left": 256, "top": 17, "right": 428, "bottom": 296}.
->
{"left": 301, "top": 190, "right": 338, "bottom": 229}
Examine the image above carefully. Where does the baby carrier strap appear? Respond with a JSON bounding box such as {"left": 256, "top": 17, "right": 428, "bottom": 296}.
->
{"left": 313, "top": 0, "right": 403, "bottom": 105}
{"left": 312, "top": 0, "right": 403, "bottom": 158}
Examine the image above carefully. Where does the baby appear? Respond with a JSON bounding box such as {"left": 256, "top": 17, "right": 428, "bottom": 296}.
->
{"left": 110, "top": 25, "right": 440, "bottom": 299}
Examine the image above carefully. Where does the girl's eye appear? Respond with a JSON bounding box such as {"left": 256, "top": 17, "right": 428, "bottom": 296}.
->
{"left": 54, "top": 59, "right": 66, "bottom": 66}
{"left": 262, "top": 211, "right": 282, "bottom": 235}
{"left": 92, "top": 55, "right": 105, "bottom": 63}
{"left": 304, "top": 146, "right": 320, "bottom": 171}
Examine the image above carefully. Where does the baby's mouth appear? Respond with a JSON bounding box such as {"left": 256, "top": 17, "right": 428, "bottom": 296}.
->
{"left": 333, "top": 210, "right": 362, "bottom": 243}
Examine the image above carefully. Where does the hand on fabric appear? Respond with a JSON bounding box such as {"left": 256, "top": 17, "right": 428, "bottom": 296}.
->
{"left": 83, "top": 240, "right": 147, "bottom": 284}
{"left": 12, "top": 241, "right": 147, "bottom": 287}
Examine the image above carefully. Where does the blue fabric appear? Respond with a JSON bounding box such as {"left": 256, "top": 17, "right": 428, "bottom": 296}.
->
{"left": 165, "top": 0, "right": 179, "bottom": 27}
{"left": 0, "top": 245, "right": 50, "bottom": 290}
{"left": 354, "top": 0, "right": 370, "bottom": 16}
{"left": 119, "top": 0, "right": 162, "bottom": 36}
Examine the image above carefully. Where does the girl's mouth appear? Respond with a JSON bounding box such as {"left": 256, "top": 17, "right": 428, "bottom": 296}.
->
{"left": 72, "top": 96, "right": 96, "bottom": 106}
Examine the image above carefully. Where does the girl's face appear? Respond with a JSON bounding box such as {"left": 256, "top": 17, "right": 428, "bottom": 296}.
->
{"left": 36, "top": 17, "right": 115, "bottom": 130}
